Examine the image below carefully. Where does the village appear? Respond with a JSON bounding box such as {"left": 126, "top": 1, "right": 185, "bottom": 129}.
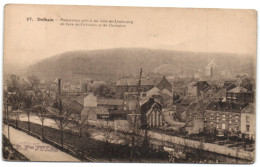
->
{"left": 3, "top": 59, "right": 255, "bottom": 163}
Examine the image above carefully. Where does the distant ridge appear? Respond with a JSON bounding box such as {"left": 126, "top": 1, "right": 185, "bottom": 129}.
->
{"left": 25, "top": 48, "right": 255, "bottom": 82}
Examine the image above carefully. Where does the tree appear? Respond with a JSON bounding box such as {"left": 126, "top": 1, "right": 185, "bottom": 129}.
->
{"left": 32, "top": 91, "right": 50, "bottom": 139}
{"left": 71, "top": 114, "right": 88, "bottom": 137}
{"left": 7, "top": 74, "right": 20, "bottom": 93}
{"left": 22, "top": 94, "right": 33, "bottom": 132}
{"left": 27, "top": 75, "right": 40, "bottom": 89}
{"left": 93, "top": 84, "right": 112, "bottom": 98}
{"left": 8, "top": 91, "right": 24, "bottom": 128}
{"left": 51, "top": 100, "right": 72, "bottom": 149}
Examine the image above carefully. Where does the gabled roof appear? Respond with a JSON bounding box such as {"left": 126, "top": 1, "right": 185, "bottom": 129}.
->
{"left": 241, "top": 103, "right": 255, "bottom": 114}
{"left": 146, "top": 87, "right": 161, "bottom": 97}
{"left": 162, "top": 89, "right": 173, "bottom": 97}
{"left": 140, "top": 97, "right": 162, "bottom": 107}
{"left": 227, "top": 86, "right": 250, "bottom": 93}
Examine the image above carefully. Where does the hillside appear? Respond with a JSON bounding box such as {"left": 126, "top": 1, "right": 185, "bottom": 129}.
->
{"left": 25, "top": 48, "right": 255, "bottom": 82}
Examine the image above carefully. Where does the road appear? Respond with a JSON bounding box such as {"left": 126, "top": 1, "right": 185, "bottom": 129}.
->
{"left": 2, "top": 125, "right": 80, "bottom": 162}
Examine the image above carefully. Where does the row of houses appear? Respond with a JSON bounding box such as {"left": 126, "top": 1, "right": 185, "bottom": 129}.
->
{"left": 177, "top": 78, "right": 255, "bottom": 139}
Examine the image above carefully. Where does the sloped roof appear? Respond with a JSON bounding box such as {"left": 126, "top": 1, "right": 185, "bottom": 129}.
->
{"left": 162, "top": 89, "right": 173, "bottom": 97}
{"left": 180, "top": 96, "right": 197, "bottom": 106}
{"left": 81, "top": 106, "right": 109, "bottom": 115}
{"left": 146, "top": 87, "right": 161, "bottom": 97}
{"left": 62, "top": 99, "right": 84, "bottom": 115}
{"left": 116, "top": 78, "right": 154, "bottom": 86}
{"left": 140, "top": 97, "right": 162, "bottom": 107}
{"left": 97, "top": 98, "right": 123, "bottom": 106}
{"left": 241, "top": 103, "right": 255, "bottom": 114}
{"left": 227, "top": 86, "right": 250, "bottom": 93}
{"left": 205, "top": 101, "right": 248, "bottom": 113}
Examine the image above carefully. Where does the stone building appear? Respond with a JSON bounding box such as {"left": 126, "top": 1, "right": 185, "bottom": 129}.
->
{"left": 204, "top": 101, "right": 249, "bottom": 136}
{"left": 240, "top": 103, "right": 255, "bottom": 139}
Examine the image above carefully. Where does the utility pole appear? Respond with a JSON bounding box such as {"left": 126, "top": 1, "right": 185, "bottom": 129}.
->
{"left": 58, "top": 79, "right": 63, "bottom": 148}
{"left": 130, "top": 68, "right": 142, "bottom": 161}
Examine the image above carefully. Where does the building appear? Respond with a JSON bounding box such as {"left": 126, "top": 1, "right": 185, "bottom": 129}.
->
{"left": 97, "top": 98, "right": 124, "bottom": 111}
{"left": 175, "top": 96, "right": 197, "bottom": 121}
{"left": 81, "top": 93, "right": 124, "bottom": 120}
{"left": 140, "top": 97, "right": 164, "bottom": 128}
{"left": 185, "top": 102, "right": 208, "bottom": 134}
{"left": 187, "top": 81, "right": 209, "bottom": 97}
{"left": 226, "top": 86, "right": 254, "bottom": 103}
{"left": 156, "top": 76, "right": 172, "bottom": 92}
{"left": 115, "top": 78, "right": 154, "bottom": 99}
{"left": 83, "top": 93, "right": 97, "bottom": 107}
{"left": 81, "top": 106, "right": 109, "bottom": 120}
{"left": 204, "top": 101, "right": 249, "bottom": 136}
{"left": 145, "top": 87, "right": 173, "bottom": 108}
{"left": 240, "top": 103, "right": 255, "bottom": 139}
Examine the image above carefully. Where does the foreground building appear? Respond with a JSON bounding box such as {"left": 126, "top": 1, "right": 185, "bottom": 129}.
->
{"left": 240, "top": 103, "right": 255, "bottom": 140}
{"left": 204, "top": 101, "right": 249, "bottom": 137}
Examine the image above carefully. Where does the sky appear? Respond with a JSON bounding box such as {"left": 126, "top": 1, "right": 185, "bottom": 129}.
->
{"left": 3, "top": 5, "right": 257, "bottom": 73}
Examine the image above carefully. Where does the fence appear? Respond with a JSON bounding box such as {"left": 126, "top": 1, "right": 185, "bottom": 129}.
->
{"left": 6, "top": 122, "right": 95, "bottom": 162}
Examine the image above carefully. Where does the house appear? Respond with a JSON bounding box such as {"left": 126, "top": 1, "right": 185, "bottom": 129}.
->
{"left": 202, "top": 85, "right": 226, "bottom": 101}
{"left": 156, "top": 76, "right": 172, "bottom": 92}
{"left": 97, "top": 98, "right": 123, "bottom": 111}
{"left": 81, "top": 93, "right": 124, "bottom": 120}
{"left": 83, "top": 93, "right": 97, "bottom": 107}
{"left": 187, "top": 81, "right": 209, "bottom": 97}
{"left": 145, "top": 87, "right": 173, "bottom": 108}
{"left": 204, "top": 101, "right": 249, "bottom": 136}
{"left": 172, "top": 81, "right": 188, "bottom": 99}
{"left": 226, "top": 86, "right": 254, "bottom": 103}
{"left": 146, "top": 103, "right": 164, "bottom": 128}
{"left": 115, "top": 78, "right": 154, "bottom": 99}
{"left": 140, "top": 97, "right": 164, "bottom": 128}
{"left": 185, "top": 102, "right": 208, "bottom": 134}
{"left": 175, "top": 96, "right": 197, "bottom": 121}
{"left": 123, "top": 92, "right": 140, "bottom": 111}
{"left": 81, "top": 106, "right": 109, "bottom": 120}
{"left": 240, "top": 103, "right": 255, "bottom": 139}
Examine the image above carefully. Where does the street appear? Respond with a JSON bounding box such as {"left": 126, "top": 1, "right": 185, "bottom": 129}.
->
{"left": 2, "top": 125, "right": 80, "bottom": 162}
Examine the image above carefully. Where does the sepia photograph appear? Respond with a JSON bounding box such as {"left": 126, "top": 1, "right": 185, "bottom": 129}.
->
{"left": 2, "top": 4, "right": 257, "bottom": 164}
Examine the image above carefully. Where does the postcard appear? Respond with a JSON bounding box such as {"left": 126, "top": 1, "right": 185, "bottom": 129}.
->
{"left": 2, "top": 4, "right": 256, "bottom": 163}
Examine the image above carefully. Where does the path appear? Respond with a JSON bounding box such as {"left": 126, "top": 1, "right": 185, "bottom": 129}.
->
{"left": 2, "top": 125, "right": 80, "bottom": 162}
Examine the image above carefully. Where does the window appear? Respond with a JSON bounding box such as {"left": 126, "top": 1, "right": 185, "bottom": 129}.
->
{"left": 210, "top": 114, "right": 214, "bottom": 120}
{"left": 229, "top": 127, "right": 232, "bottom": 131}
{"left": 216, "top": 124, "right": 219, "bottom": 129}
{"left": 216, "top": 117, "right": 219, "bottom": 122}
{"left": 222, "top": 115, "right": 226, "bottom": 121}
{"left": 210, "top": 122, "right": 213, "bottom": 127}
{"left": 246, "top": 116, "right": 250, "bottom": 123}
{"left": 246, "top": 125, "right": 250, "bottom": 132}
{"left": 227, "top": 93, "right": 231, "bottom": 99}
{"left": 229, "top": 120, "right": 232, "bottom": 124}
{"left": 222, "top": 123, "right": 226, "bottom": 130}
{"left": 235, "top": 116, "right": 239, "bottom": 123}
{"left": 235, "top": 126, "right": 239, "bottom": 131}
